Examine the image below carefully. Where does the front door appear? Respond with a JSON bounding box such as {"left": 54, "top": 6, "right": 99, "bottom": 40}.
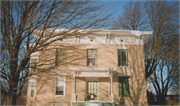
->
{"left": 86, "top": 81, "right": 98, "bottom": 101}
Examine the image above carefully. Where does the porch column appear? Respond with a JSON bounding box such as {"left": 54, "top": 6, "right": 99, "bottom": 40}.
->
{"left": 72, "top": 72, "right": 76, "bottom": 102}
{"left": 110, "top": 71, "right": 114, "bottom": 102}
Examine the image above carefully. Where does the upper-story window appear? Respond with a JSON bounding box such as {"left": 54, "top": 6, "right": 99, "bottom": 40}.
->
{"left": 87, "top": 49, "right": 97, "bottom": 66}
{"left": 56, "top": 48, "right": 66, "bottom": 66}
{"left": 118, "top": 49, "right": 128, "bottom": 67}
{"left": 31, "top": 59, "right": 37, "bottom": 73}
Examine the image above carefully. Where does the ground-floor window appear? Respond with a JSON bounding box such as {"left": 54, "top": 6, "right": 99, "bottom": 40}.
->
{"left": 119, "top": 77, "right": 130, "bottom": 97}
{"left": 30, "top": 82, "right": 35, "bottom": 97}
{"left": 29, "top": 79, "right": 35, "bottom": 98}
{"left": 55, "top": 76, "right": 65, "bottom": 96}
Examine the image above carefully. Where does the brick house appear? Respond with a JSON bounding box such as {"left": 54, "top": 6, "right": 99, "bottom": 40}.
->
{"left": 26, "top": 29, "right": 152, "bottom": 106}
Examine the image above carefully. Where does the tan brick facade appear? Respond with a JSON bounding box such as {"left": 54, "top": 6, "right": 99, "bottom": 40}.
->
{"left": 27, "top": 29, "right": 152, "bottom": 105}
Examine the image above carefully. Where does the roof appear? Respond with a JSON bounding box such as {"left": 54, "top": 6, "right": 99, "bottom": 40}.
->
{"left": 32, "top": 29, "right": 153, "bottom": 38}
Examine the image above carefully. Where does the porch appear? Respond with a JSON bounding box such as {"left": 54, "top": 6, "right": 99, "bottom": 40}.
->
{"left": 69, "top": 67, "right": 117, "bottom": 103}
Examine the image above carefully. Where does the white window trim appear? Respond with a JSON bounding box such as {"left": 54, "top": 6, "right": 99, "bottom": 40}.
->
{"left": 30, "top": 51, "right": 40, "bottom": 57}
{"left": 116, "top": 47, "right": 128, "bottom": 49}
{"left": 54, "top": 76, "right": 66, "bottom": 97}
{"left": 29, "top": 79, "right": 35, "bottom": 98}
{"left": 86, "top": 46, "right": 98, "bottom": 49}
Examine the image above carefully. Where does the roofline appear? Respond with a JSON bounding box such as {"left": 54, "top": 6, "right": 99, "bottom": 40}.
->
{"left": 32, "top": 29, "right": 153, "bottom": 37}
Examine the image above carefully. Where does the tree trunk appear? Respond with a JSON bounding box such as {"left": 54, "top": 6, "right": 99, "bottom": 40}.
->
{"left": 6, "top": 53, "right": 19, "bottom": 105}
{"left": 156, "top": 95, "right": 166, "bottom": 105}
{"left": 6, "top": 92, "right": 17, "bottom": 105}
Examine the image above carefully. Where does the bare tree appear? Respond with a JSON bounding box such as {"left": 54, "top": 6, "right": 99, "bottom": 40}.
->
{"left": 0, "top": 1, "right": 112, "bottom": 105}
{"left": 149, "top": 57, "right": 179, "bottom": 105}
{"left": 144, "top": 1, "right": 179, "bottom": 105}
{"left": 112, "top": 1, "right": 147, "bottom": 30}
{"left": 144, "top": 1, "right": 179, "bottom": 79}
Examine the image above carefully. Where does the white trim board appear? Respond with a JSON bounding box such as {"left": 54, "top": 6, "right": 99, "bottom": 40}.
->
{"left": 117, "top": 47, "right": 128, "bottom": 49}
{"left": 117, "top": 73, "right": 131, "bottom": 77}
{"left": 86, "top": 46, "right": 98, "bottom": 49}
{"left": 69, "top": 67, "right": 118, "bottom": 71}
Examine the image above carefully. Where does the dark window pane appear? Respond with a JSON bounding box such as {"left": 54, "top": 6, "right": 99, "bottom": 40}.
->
{"left": 88, "top": 58, "right": 95, "bottom": 66}
{"left": 118, "top": 50, "right": 121, "bottom": 58}
{"left": 87, "top": 59, "right": 90, "bottom": 66}
{"left": 119, "top": 77, "right": 129, "bottom": 97}
{"left": 122, "top": 59, "right": 126, "bottom": 66}
{"left": 119, "top": 78, "right": 123, "bottom": 97}
{"left": 56, "top": 86, "right": 64, "bottom": 95}
{"left": 92, "top": 59, "right": 95, "bottom": 66}
{"left": 122, "top": 51, "right": 126, "bottom": 59}
{"left": 118, "top": 50, "right": 127, "bottom": 66}
{"left": 87, "top": 49, "right": 96, "bottom": 66}
{"left": 31, "top": 59, "right": 37, "bottom": 73}
{"left": 124, "top": 78, "right": 130, "bottom": 97}
{"left": 31, "top": 90, "right": 34, "bottom": 97}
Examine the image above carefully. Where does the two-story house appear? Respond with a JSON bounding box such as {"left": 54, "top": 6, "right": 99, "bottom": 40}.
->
{"left": 26, "top": 29, "right": 152, "bottom": 106}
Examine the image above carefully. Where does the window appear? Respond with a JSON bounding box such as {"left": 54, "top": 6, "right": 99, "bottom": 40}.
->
{"left": 56, "top": 48, "right": 66, "bottom": 66}
{"left": 31, "top": 59, "right": 37, "bottom": 73}
{"left": 118, "top": 49, "right": 127, "bottom": 66}
{"left": 87, "top": 49, "right": 97, "bottom": 66}
{"left": 55, "top": 76, "right": 65, "bottom": 96}
{"left": 30, "top": 82, "right": 35, "bottom": 97}
{"left": 119, "top": 77, "right": 130, "bottom": 97}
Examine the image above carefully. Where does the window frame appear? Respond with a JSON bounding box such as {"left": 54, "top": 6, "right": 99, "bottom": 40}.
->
{"left": 31, "top": 58, "right": 37, "bottom": 73}
{"left": 117, "top": 49, "right": 128, "bottom": 67}
{"left": 54, "top": 76, "right": 66, "bottom": 97}
{"left": 55, "top": 48, "right": 66, "bottom": 66}
{"left": 119, "top": 77, "right": 130, "bottom": 97}
{"left": 29, "top": 79, "right": 35, "bottom": 98}
{"left": 87, "top": 49, "right": 97, "bottom": 67}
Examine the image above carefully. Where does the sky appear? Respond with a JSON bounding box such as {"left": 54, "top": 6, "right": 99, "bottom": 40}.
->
{"left": 95, "top": 1, "right": 148, "bottom": 29}
{"left": 96, "top": 1, "right": 130, "bottom": 19}
{"left": 97, "top": 1, "right": 147, "bottom": 19}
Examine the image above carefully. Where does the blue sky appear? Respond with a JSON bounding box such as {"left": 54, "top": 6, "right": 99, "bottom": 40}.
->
{"left": 97, "top": 1, "right": 130, "bottom": 18}
{"left": 97, "top": 1, "right": 147, "bottom": 19}
{"left": 95, "top": 1, "right": 149, "bottom": 29}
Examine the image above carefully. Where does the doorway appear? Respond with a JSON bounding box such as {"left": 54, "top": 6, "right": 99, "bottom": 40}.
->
{"left": 86, "top": 80, "right": 99, "bottom": 101}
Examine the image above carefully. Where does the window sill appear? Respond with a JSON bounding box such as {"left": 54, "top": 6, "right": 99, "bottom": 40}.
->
{"left": 54, "top": 95, "right": 65, "bottom": 97}
{"left": 87, "top": 66, "right": 97, "bottom": 67}
{"left": 118, "top": 66, "right": 128, "bottom": 68}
